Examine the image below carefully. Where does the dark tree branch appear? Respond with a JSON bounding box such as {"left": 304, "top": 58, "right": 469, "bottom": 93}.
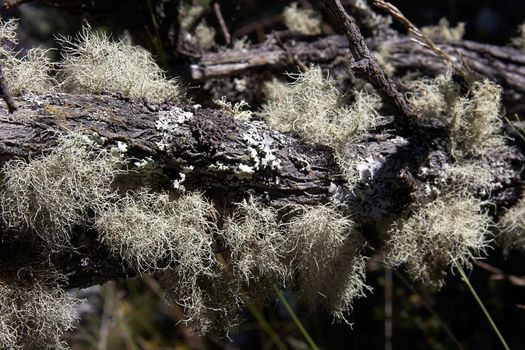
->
{"left": 0, "top": 93, "right": 522, "bottom": 289}
{"left": 323, "top": 0, "right": 412, "bottom": 127}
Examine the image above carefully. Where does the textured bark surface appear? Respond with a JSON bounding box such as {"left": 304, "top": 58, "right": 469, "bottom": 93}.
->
{"left": 183, "top": 34, "right": 525, "bottom": 114}
{"left": 0, "top": 92, "right": 523, "bottom": 288}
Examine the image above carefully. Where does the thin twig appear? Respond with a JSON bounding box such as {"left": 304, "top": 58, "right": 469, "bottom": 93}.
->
{"left": 323, "top": 0, "right": 411, "bottom": 128}
{"left": 214, "top": 1, "right": 231, "bottom": 45}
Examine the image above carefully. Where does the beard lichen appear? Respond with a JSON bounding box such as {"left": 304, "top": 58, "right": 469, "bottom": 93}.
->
{"left": 57, "top": 23, "right": 182, "bottom": 102}
{"left": 1, "top": 134, "right": 122, "bottom": 250}
{"left": 260, "top": 66, "right": 381, "bottom": 148}
{"left": 283, "top": 2, "right": 322, "bottom": 36}
{"left": 0, "top": 273, "right": 79, "bottom": 350}
{"left": 384, "top": 195, "right": 491, "bottom": 289}
{"left": 498, "top": 195, "right": 525, "bottom": 253}
{"left": 288, "top": 205, "right": 369, "bottom": 322}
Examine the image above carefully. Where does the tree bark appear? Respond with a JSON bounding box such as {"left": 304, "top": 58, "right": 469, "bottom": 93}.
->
{"left": 0, "top": 92, "right": 523, "bottom": 289}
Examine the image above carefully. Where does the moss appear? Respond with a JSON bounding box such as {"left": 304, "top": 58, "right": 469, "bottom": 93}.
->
{"left": 96, "top": 190, "right": 216, "bottom": 274}
{"left": 58, "top": 23, "right": 182, "bottom": 102}
{"left": 0, "top": 274, "right": 79, "bottom": 349}
{"left": 283, "top": 2, "right": 322, "bottom": 36}
{"left": 1, "top": 134, "right": 122, "bottom": 250}
{"left": 421, "top": 18, "right": 465, "bottom": 41}
{"left": 260, "top": 66, "right": 381, "bottom": 148}
{"left": 384, "top": 195, "right": 491, "bottom": 289}
{"left": 288, "top": 205, "right": 369, "bottom": 321}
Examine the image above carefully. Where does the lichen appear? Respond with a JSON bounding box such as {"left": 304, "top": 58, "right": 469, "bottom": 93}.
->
{"left": 260, "top": 66, "right": 381, "bottom": 148}
{"left": 511, "top": 22, "right": 525, "bottom": 49}
{"left": 288, "top": 205, "right": 369, "bottom": 321}
{"left": 283, "top": 2, "right": 322, "bottom": 36}
{"left": 0, "top": 274, "right": 79, "bottom": 349}
{"left": 1, "top": 134, "right": 122, "bottom": 249}
{"left": 214, "top": 96, "right": 253, "bottom": 121}
{"left": 58, "top": 23, "right": 182, "bottom": 102}
{"left": 498, "top": 195, "right": 525, "bottom": 252}
{"left": 421, "top": 18, "right": 465, "bottom": 41}
{"left": 384, "top": 195, "right": 491, "bottom": 289}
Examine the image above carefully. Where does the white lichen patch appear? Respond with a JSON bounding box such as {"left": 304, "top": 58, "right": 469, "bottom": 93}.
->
{"left": 155, "top": 107, "right": 194, "bottom": 151}
{"left": 421, "top": 18, "right": 465, "bottom": 41}
{"left": 240, "top": 128, "right": 282, "bottom": 177}
{"left": 288, "top": 205, "right": 369, "bottom": 321}
{"left": 58, "top": 23, "right": 182, "bottom": 102}
{"left": 283, "top": 2, "right": 322, "bottom": 36}
{"left": 1, "top": 134, "right": 122, "bottom": 249}
{"left": 214, "top": 96, "right": 253, "bottom": 121}
{"left": 384, "top": 195, "right": 491, "bottom": 288}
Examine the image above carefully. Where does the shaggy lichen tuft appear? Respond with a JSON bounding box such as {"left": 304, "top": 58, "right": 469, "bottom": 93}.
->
{"left": 421, "top": 18, "right": 465, "bottom": 41}
{"left": 0, "top": 275, "right": 79, "bottom": 349}
{"left": 384, "top": 195, "right": 491, "bottom": 288}
{"left": 58, "top": 24, "right": 182, "bottom": 102}
{"left": 498, "top": 195, "right": 525, "bottom": 252}
{"left": 288, "top": 205, "right": 369, "bottom": 321}
{"left": 511, "top": 22, "right": 525, "bottom": 49}
{"left": 220, "top": 197, "right": 289, "bottom": 288}
{"left": 1, "top": 134, "right": 122, "bottom": 249}
{"left": 260, "top": 66, "right": 381, "bottom": 148}
{"left": 283, "top": 2, "right": 322, "bottom": 36}
{"left": 96, "top": 191, "right": 216, "bottom": 274}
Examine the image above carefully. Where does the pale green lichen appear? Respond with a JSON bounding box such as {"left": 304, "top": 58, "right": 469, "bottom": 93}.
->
{"left": 0, "top": 275, "right": 79, "bottom": 349}
{"left": 58, "top": 24, "right": 182, "bottom": 102}
{"left": 0, "top": 19, "right": 54, "bottom": 95}
{"left": 220, "top": 197, "right": 289, "bottom": 288}
{"left": 406, "top": 72, "right": 504, "bottom": 155}
{"left": 283, "top": 2, "right": 322, "bottom": 36}
{"left": 214, "top": 96, "right": 253, "bottom": 121}
{"left": 511, "top": 22, "right": 525, "bottom": 49}
{"left": 384, "top": 195, "right": 491, "bottom": 288}
{"left": 1, "top": 134, "right": 122, "bottom": 249}
{"left": 498, "top": 195, "right": 525, "bottom": 252}
{"left": 95, "top": 190, "right": 216, "bottom": 274}
{"left": 421, "top": 18, "right": 465, "bottom": 41}
{"left": 288, "top": 205, "right": 369, "bottom": 321}
{"left": 260, "top": 66, "right": 381, "bottom": 148}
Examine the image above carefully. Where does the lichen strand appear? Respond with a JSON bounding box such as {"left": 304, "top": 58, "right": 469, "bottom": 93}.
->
{"left": 384, "top": 195, "right": 491, "bottom": 289}
{"left": 0, "top": 275, "right": 79, "bottom": 350}
{"left": 260, "top": 66, "right": 381, "bottom": 148}
{"left": 58, "top": 24, "right": 182, "bottom": 102}
{"left": 220, "top": 197, "right": 289, "bottom": 290}
{"left": 1, "top": 134, "right": 122, "bottom": 249}
{"left": 283, "top": 2, "right": 322, "bottom": 36}
{"left": 498, "top": 195, "right": 525, "bottom": 252}
{"left": 406, "top": 72, "right": 504, "bottom": 155}
{"left": 288, "top": 205, "right": 369, "bottom": 321}
{"left": 0, "top": 19, "right": 54, "bottom": 95}
{"left": 511, "top": 22, "right": 525, "bottom": 49}
{"left": 95, "top": 191, "right": 216, "bottom": 274}
{"left": 159, "top": 270, "right": 242, "bottom": 336}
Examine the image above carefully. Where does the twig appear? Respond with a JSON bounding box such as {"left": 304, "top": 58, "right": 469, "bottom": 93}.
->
{"left": 214, "top": 1, "right": 231, "bottom": 45}
{"left": 323, "top": 0, "right": 411, "bottom": 128}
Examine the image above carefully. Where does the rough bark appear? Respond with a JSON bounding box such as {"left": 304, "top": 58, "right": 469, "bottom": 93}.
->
{"left": 182, "top": 34, "right": 525, "bottom": 115}
{"left": 0, "top": 92, "right": 523, "bottom": 289}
